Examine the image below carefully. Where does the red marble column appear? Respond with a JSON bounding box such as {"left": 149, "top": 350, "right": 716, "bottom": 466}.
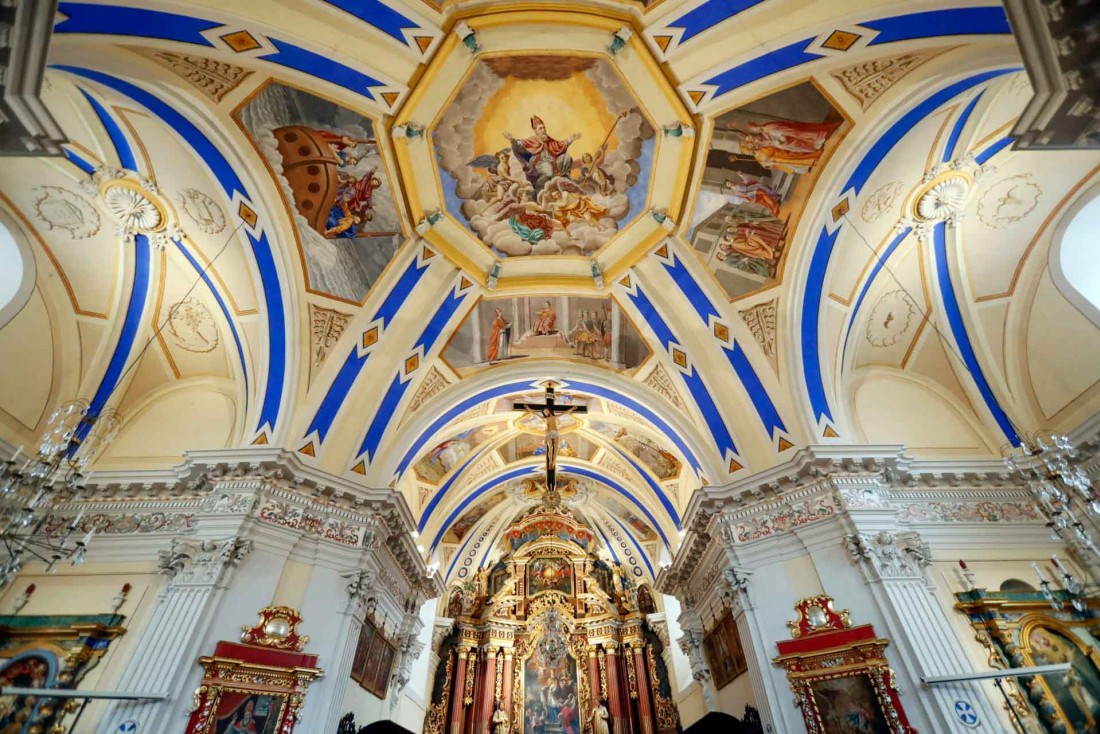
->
{"left": 633, "top": 643, "right": 655, "bottom": 734}
{"left": 463, "top": 649, "right": 479, "bottom": 734}
{"left": 477, "top": 647, "right": 498, "bottom": 730}
{"left": 605, "top": 643, "right": 627, "bottom": 734}
{"left": 502, "top": 650, "right": 515, "bottom": 727}
{"left": 588, "top": 646, "right": 602, "bottom": 704}
{"left": 449, "top": 648, "right": 468, "bottom": 734}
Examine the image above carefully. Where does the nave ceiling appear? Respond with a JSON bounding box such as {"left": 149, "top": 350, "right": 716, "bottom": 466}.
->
{"left": 1, "top": 0, "right": 1098, "bottom": 580}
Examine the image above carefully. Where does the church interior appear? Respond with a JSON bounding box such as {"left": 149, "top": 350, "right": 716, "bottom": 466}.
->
{"left": 1, "top": 1, "right": 1099, "bottom": 733}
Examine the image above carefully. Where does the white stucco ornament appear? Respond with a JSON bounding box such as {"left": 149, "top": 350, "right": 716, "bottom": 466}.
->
{"left": 103, "top": 183, "right": 163, "bottom": 233}
{"left": 914, "top": 174, "right": 970, "bottom": 223}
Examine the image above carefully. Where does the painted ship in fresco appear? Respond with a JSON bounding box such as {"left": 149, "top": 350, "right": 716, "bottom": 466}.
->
{"left": 272, "top": 125, "right": 396, "bottom": 240}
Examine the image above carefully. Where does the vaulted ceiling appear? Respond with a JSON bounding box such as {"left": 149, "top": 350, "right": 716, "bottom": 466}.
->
{"left": 2, "top": 0, "right": 1098, "bottom": 585}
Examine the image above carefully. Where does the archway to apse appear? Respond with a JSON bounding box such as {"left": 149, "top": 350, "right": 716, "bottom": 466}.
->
{"left": 396, "top": 360, "right": 704, "bottom": 734}
{"left": 1051, "top": 183, "right": 1100, "bottom": 329}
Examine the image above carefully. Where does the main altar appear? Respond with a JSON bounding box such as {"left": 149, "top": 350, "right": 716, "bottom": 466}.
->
{"left": 424, "top": 506, "right": 679, "bottom": 734}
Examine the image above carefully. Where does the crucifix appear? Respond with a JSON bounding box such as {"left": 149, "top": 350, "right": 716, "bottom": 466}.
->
{"left": 513, "top": 384, "right": 587, "bottom": 494}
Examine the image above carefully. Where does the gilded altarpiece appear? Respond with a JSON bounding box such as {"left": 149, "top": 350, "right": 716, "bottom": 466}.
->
{"left": 426, "top": 508, "right": 679, "bottom": 734}
{"left": 956, "top": 588, "right": 1100, "bottom": 733}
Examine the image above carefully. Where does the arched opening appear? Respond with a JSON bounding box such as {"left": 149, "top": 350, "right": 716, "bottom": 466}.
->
{"left": 1052, "top": 188, "right": 1100, "bottom": 328}
{"left": 0, "top": 217, "right": 32, "bottom": 330}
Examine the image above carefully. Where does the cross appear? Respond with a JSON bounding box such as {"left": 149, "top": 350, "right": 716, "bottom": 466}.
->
{"left": 513, "top": 384, "right": 587, "bottom": 493}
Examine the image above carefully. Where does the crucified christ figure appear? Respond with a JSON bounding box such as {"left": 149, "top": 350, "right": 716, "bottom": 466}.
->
{"left": 513, "top": 384, "right": 587, "bottom": 493}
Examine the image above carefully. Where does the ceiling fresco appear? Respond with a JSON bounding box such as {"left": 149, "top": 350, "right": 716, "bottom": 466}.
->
{"left": 0, "top": 0, "right": 1098, "bottom": 570}
{"left": 434, "top": 55, "right": 655, "bottom": 257}
{"left": 236, "top": 82, "right": 403, "bottom": 303}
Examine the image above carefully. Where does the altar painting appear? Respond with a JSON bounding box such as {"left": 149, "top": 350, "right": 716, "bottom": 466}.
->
{"left": 524, "top": 644, "right": 580, "bottom": 734}
{"left": 413, "top": 421, "right": 506, "bottom": 483}
{"left": 688, "top": 82, "right": 845, "bottom": 300}
{"left": 527, "top": 557, "right": 573, "bottom": 595}
{"left": 237, "top": 83, "right": 401, "bottom": 302}
{"left": 435, "top": 56, "right": 655, "bottom": 257}
{"left": 809, "top": 676, "right": 890, "bottom": 734}
{"left": 1024, "top": 624, "right": 1100, "bottom": 730}
{"left": 443, "top": 296, "right": 649, "bottom": 375}
{"left": 212, "top": 694, "right": 282, "bottom": 734}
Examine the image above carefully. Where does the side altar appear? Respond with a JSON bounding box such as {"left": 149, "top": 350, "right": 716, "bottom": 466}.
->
{"left": 425, "top": 506, "right": 679, "bottom": 734}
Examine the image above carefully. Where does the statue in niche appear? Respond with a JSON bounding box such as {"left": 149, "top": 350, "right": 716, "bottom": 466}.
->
{"left": 492, "top": 698, "right": 511, "bottom": 734}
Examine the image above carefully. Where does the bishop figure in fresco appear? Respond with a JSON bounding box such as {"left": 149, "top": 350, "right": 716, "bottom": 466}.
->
{"left": 505, "top": 115, "right": 582, "bottom": 192}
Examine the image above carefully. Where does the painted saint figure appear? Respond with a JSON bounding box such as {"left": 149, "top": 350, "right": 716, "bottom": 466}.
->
{"left": 533, "top": 301, "right": 557, "bottom": 335}
{"left": 487, "top": 307, "right": 512, "bottom": 362}
{"left": 506, "top": 115, "right": 582, "bottom": 193}
{"left": 222, "top": 699, "right": 259, "bottom": 734}
{"left": 731, "top": 118, "right": 841, "bottom": 175}
{"left": 723, "top": 173, "right": 781, "bottom": 218}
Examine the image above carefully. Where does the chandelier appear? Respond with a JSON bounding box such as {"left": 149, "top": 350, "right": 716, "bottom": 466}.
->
{"left": 1003, "top": 430, "right": 1098, "bottom": 609}
{"left": 0, "top": 401, "right": 120, "bottom": 590}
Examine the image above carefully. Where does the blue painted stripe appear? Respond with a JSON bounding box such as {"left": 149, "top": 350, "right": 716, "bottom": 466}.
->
{"left": 445, "top": 511, "right": 500, "bottom": 580}
{"left": 58, "top": 67, "right": 289, "bottom": 434}
{"left": 723, "top": 343, "right": 786, "bottom": 437}
{"left": 305, "top": 257, "right": 430, "bottom": 442}
{"left": 414, "top": 285, "right": 467, "bottom": 353}
{"left": 320, "top": 0, "right": 420, "bottom": 45}
{"left": 701, "top": 37, "right": 817, "bottom": 100}
{"left": 843, "top": 70, "right": 1011, "bottom": 195}
{"left": 358, "top": 372, "right": 412, "bottom": 462}
{"left": 88, "top": 235, "right": 151, "bottom": 414}
{"left": 801, "top": 70, "right": 1014, "bottom": 425}
{"left": 661, "top": 253, "right": 786, "bottom": 439}
{"left": 660, "top": 253, "right": 720, "bottom": 325}
{"left": 55, "top": 5, "right": 383, "bottom": 102}
{"left": 80, "top": 90, "right": 137, "bottom": 171}
{"left": 841, "top": 227, "right": 912, "bottom": 361}
{"left": 608, "top": 514, "right": 656, "bottom": 578}
{"left": 864, "top": 7, "right": 1011, "bottom": 45}
{"left": 419, "top": 448, "right": 487, "bottom": 533}
{"left": 62, "top": 147, "right": 97, "bottom": 174}
{"left": 700, "top": 8, "right": 1012, "bottom": 104}
{"left": 430, "top": 466, "right": 533, "bottom": 551}
{"left": 932, "top": 223, "right": 1020, "bottom": 445}
{"left": 356, "top": 285, "right": 467, "bottom": 460}
{"left": 802, "top": 226, "right": 840, "bottom": 424}
{"left": 172, "top": 238, "right": 249, "bottom": 397}
{"left": 624, "top": 284, "right": 738, "bottom": 458}
{"left": 975, "top": 136, "right": 1015, "bottom": 165}
{"left": 55, "top": 3, "right": 220, "bottom": 45}
{"left": 595, "top": 523, "right": 621, "bottom": 564}
{"left": 944, "top": 92, "right": 984, "bottom": 163}
{"left": 609, "top": 451, "right": 680, "bottom": 531}
{"left": 666, "top": 0, "right": 766, "bottom": 44}
{"left": 395, "top": 379, "right": 703, "bottom": 478}
{"left": 567, "top": 465, "right": 672, "bottom": 547}
{"left": 262, "top": 39, "right": 383, "bottom": 101}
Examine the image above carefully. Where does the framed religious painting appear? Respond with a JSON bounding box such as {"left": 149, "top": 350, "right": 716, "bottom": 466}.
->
{"left": 1020, "top": 618, "right": 1100, "bottom": 731}
{"left": 349, "top": 617, "right": 397, "bottom": 699}
{"left": 704, "top": 611, "right": 747, "bottom": 689}
{"left": 185, "top": 607, "right": 322, "bottom": 734}
{"left": 774, "top": 596, "right": 914, "bottom": 734}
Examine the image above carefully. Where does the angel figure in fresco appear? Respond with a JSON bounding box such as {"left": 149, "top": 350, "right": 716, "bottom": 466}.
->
{"left": 487, "top": 306, "right": 513, "bottom": 362}
{"left": 505, "top": 115, "right": 582, "bottom": 193}
{"left": 590, "top": 701, "right": 610, "bottom": 734}
{"left": 723, "top": 172, "right": 781, "bottom": 218}
{"left": 578, "top": 142, "right": 614, "bottom": 195}
{"left": 538, "top": 177, "right": 608, "bottom": 227}
{"left": 534, "top": 301, "right": 558, "bottom": 335}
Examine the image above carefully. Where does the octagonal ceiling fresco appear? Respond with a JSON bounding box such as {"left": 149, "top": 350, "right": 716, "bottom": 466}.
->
{"left": 434, "top": 55, "right": 655, "bottom": 257}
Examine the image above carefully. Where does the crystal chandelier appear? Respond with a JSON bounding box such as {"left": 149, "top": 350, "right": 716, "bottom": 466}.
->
{"left": 1004, "top": 430, "right": 1099, "bottom": 606}
{"left": 0, "top": 401, "right": 120, "bottom": 590}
